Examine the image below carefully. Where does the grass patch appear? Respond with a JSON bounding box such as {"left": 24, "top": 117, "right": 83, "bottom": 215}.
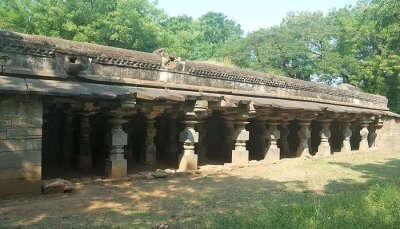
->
{"left": 191, "top": 181, "right": 400, "bottom": 229}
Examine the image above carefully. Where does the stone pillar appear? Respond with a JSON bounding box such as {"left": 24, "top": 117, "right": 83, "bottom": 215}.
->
{"left": 369, "top": 118, "right": 383, "bottom": 150}
{"left": 296, "top": 121, "right": 311, "bottom": 158}
{"left": 232, "top": 120, "right": 250, "bottom": 165}
{"left": 280, "top": 121, "right": 290, "bottom": 157}
{"left": 62, "top": 113, "right": 74, "bottom": 168}
{"left": 359, "top": 122, "right": 370, "bottom": 152}
{"left": 106, "top": 118, "right": 128, "bottom": 178}
{"left": 178, "top": 113, "right": 199, "bottom": 171}
{"left": 168, "top": 117, "right": 179, "bottom": 161}
{"left": 341, "top": 122, "right": 352, "bottom": 153}
{"left": 315, "top": 120, "right": 332, "bottom": 157}
{"left": 197, "top": 121, "right": 208, "bottom": 163}
{"left": 224, "top": 118, "right": 235, "bottom": 157}
{"left": 145, "top": 119, "right": 157, "bottom": 165}
{"left": 79, "top": 115, "right": 92, "bottom": 170}
{"left": 264, "top": 122, "right": 280, "bottom": 162}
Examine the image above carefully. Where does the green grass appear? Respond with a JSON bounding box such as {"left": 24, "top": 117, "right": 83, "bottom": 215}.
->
{"left": 191, "top": 181, "right": 400, "bottom": 229}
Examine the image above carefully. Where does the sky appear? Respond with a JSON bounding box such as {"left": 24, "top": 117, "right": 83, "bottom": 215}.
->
{"left": 157, "top": 0, "right": 358, "bottom": 33}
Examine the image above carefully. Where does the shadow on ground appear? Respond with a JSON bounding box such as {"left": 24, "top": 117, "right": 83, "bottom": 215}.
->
{"left": 0, "top": 157, "right": 400, "bottom": 228}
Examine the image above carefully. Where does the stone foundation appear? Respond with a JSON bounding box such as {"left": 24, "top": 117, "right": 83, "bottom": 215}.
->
{"left": 0, "top": 95, "right": 42, "bottom": 197}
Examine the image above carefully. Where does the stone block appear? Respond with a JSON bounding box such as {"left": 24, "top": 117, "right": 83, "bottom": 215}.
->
{"left": 232, "top": 150, "right": 249, "bottom": 165}
{"left": 7, "top": 128, "right": 42, "bottom": 138}
{"left": 0, "top": 119, "right": 11, "bottom": 128}
{"left": 106, "top": 158, "right": 127, "bottom": 178}
{"left": 0, "top": 150, "right": 41, "bottom": 169}
{"left": 178, "top": 154, "right": 198, "bottom": 172}
{"left": 0, "top": 165, "right": 41, "bottom": 181}
{"left": 12, "top": 117, "right": 42, "bottom": 128}
{"left": 0, "top": 138, "right": 42, "bottom": 152}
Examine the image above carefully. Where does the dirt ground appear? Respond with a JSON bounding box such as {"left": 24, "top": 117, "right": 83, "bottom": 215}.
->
{"left": 1, "top": 150, "right": 400, "bottom": 228}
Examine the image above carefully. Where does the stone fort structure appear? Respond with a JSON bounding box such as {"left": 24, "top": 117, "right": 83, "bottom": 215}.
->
{"left": 0, "top": 31, "right": 399, "bottom": 197}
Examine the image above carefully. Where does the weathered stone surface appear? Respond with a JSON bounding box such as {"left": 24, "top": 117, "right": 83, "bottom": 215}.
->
{"left": 0, "top": 95, "right": 42, "bottom": 197}
{"left": 153, "top": 169, "right": 168, "bottom": 178}
{"left": 42, "top": 179, "right": 74, "bottom": 194}
{"left": 0, "top": 31, "right": 389, "bottom": 111}
{"left": 315, "top": 121, "right": 332, "bottom": 157}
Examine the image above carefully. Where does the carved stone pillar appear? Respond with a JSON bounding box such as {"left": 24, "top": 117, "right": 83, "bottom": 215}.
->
{"left": 168, "top": 116, "right": 179, "bottom": 161}
{"left": 341, "top": 122, "right": 352, "bottom": 153}
{"left": 178, "top": 113, "right": 199, "bottom": 171}
{"left": 197, "top": 121, "right": 208, "bottom": 163}
{"left": 145, "top": 119, "right": 157, "bottom": 165}
{"left": 225, "top": 119, "right": 235, "bottom": 154}
{"left": 369, "top": 117, "right": 383, "bottom": 150}
{"left": 62, "top": 113, "right": 74, "bottom": 168}
{"left": 359, "top": 122, "right": 370, "bottom": 152}
{"left": 106, "top": 118, "right": 128, "bottom": 178}
{"left": 79, "top": 114, "right": 92, "bottom": 169}
{"left": 232, "top": 120, "right": 250, "bottom": 165}
{"left": 315, "top": 120, "right": 332, "bottom": 157}
{"left": 280, "top": 121, "right": 290, "bottom": 157}
{"left": 296, "top": 121, "right": 311, "bottom": 158}
{"left": 264, "top": 122, "right": 281, "bottom": 162}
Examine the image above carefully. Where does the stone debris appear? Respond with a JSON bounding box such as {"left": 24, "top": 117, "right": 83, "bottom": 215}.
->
{"left": 42, "top": 179, "right": 74, "bottom": 194}
{"left": 153, "top": 169, "right": 168, "bottom": 178}
{"left": 154, "top": 223, "right": 169, "bottom": 229}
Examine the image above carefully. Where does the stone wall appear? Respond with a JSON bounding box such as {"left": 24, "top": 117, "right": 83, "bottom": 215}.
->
{"left": 0, "top": 95, "right": 42, "bottom": 197}
{"left": 377, "top": 117, "right": 400, "bottom": 153}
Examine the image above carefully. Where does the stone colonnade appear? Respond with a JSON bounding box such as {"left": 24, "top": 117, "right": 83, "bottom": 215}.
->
{"left": 61, "top": 99, "right": 383, "bottom": 178}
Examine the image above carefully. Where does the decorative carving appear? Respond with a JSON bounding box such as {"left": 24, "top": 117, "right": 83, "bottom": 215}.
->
{"left": 178, "top": 115, "right": 199, "bottom": 171}
{"left": 359, "top": 122, "right": 370, "bottom": 152}
{"left": 316, "top": 120, "right": 332, "bottom": 157}
{"left": 153, "top": 48, "right": 185, "bottom": 71}
{"left": 105, "top": 117, "right": 128, "bottom": 178}
{"left": 232, "top": 120, "right": 250, "bottom": 165}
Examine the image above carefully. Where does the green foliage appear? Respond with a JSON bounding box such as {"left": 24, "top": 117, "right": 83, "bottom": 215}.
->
{"left": 0, "top": 0, "right": 167, "bottom": 52}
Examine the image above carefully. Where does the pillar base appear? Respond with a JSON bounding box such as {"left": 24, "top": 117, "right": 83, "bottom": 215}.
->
{"left": 106, "top": 156, "right": 127, "bottom": 178}
{"left": 232, "top": 150, "right": 249, "bottom": 165}
{"left": 264, "top": 147, "right": 280, "bottom": 162}
{"left": 315, "top": 143, "right": 331, "bottom": 157}
{"left": 178, "top": 153, "right": 198, "bottom": 172}
{"left": 359, "top": 143, "right": 370, "bottom": 152}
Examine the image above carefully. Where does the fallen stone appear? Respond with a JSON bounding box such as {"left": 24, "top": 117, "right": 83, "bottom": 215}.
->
{"left": 154, "top": 223, "right": 169, "bottom": 229}
{"left": 153, "top": 169, "right": 168, "bottom": 178}
{"left": 145, "top": 172, "right": 155, "bottom": 180}
{"left": 42, "top": 179, "right": 75, "bottom": 194}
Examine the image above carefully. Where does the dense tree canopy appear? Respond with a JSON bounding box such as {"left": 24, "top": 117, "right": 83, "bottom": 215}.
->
{"left": 0, "top": 0, "right": 399, "bottom": 112}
